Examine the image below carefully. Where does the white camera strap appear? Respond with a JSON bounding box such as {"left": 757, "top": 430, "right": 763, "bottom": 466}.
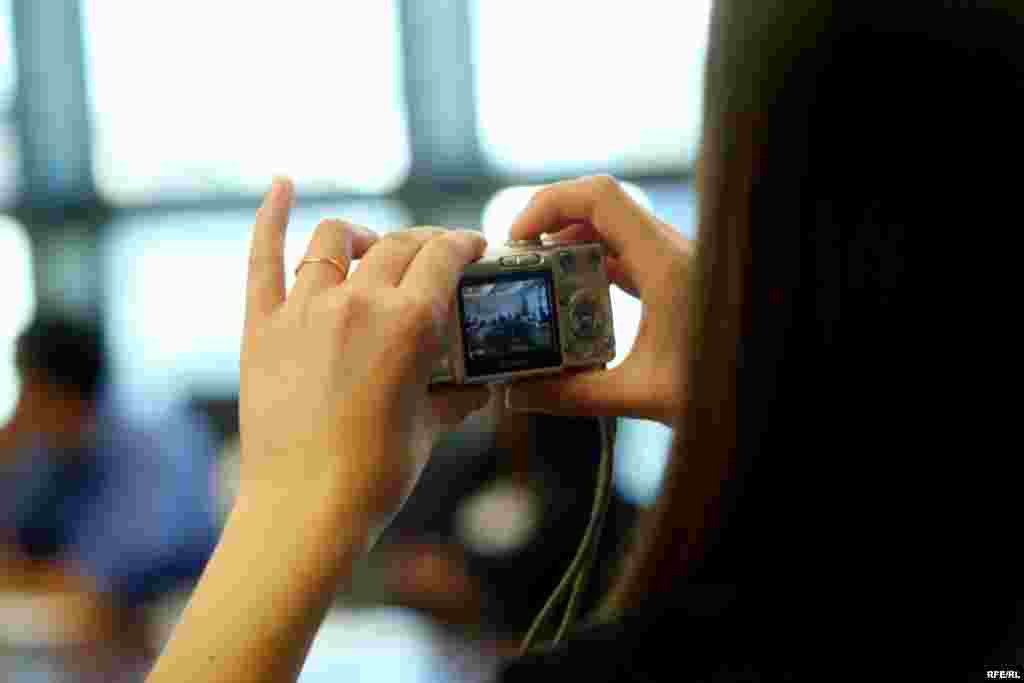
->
{"left": 520, "top": 414, "right": 617, "bottom": 653}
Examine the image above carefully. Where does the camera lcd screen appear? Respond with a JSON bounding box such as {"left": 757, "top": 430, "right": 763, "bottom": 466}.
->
{"left": 459, "top": 271, "right": 562, "bottom": 379}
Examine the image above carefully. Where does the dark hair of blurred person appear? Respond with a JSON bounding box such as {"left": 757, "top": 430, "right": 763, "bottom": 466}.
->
{"left": 3, "top": 314, "right": 108, "bottom": 454}
{"left": 16, "top": 315, "right": 107, "bottom": 400}
{"left": 501, "top": 2, "right": 1022, "bottom": 680}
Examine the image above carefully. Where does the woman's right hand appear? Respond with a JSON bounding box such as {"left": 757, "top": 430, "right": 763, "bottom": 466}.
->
{"left": 503, "top": 175, "right": 693, "bottom": 426}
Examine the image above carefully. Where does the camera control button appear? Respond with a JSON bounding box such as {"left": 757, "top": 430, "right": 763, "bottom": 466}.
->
{"left": 499, "top": 256, "right": 518, "bottom": 267}
{"left": 517, "top": 254, "right": 541, "bottom": 266}
{"left": 568, "top": 290, "right": 606, "bottom": 339}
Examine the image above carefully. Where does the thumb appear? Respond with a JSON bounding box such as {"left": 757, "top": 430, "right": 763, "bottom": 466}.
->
{"left": 504, "top": 366, "right": 627, "bottom": 418}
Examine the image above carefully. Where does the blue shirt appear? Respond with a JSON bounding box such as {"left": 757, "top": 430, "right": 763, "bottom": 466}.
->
{"left": 0, "top": 398, "right": 220, "bottom": 608}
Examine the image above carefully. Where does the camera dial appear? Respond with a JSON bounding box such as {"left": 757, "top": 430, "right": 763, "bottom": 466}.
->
{"left": 568, "top": 289, "right": 606, "bottom": 338}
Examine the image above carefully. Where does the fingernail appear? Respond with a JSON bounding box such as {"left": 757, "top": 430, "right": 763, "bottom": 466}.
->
{"left": 454, "top": 229, "right": 487, "bottom": 248}
{"left": 263, "top": 176, "right": 291, "bottom": 208}
{"left": 354, "top": 224, "right": 378, "bottom": 241}
{"left": 258, "top": 184, "right": 274, "bottom": 212}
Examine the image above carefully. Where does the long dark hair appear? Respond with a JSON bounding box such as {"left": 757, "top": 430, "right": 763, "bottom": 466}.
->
{"left": 604, "top": 0, "right": 1022, "bottom": 668}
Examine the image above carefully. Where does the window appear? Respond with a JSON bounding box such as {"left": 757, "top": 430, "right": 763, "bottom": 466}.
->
{"left": 0, "top": 216, "right": 35, "bottom": 425}
{"left": 102, "top": 200, "right": 410, "bottom": 417}
{"left": 82, "top": 1, "right": 411, "bottom": 205}
{"left": 472, "top": 0, "right": 712, "bottom": 178}
{"left": 0, "top": 0, "right": 18, "bottom": 204}
{"left": 615, "top": 418, "right": 671, "bottom": 506}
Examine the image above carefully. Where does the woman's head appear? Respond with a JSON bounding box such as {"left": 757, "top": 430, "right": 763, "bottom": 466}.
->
{"left": 605, "top": 0, "right": 1022, "bottom": 661}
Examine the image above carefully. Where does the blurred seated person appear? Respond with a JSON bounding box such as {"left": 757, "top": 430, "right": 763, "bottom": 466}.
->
{"left": 0, "top": 314, "right": 220, "bottom": 655}
{"left": 379, "top": 406, "right": 637, "bottom": 647}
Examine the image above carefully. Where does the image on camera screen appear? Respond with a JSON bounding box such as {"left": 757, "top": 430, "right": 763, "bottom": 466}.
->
{"left": 459, "top": 272, "right": 562, "bottom": 378}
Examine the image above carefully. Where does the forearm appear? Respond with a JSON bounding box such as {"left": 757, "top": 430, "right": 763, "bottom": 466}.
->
{"left": 146, "top": 488, "right": 371, "bottom": 683}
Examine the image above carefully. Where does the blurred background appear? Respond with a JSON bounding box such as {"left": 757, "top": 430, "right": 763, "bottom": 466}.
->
{"left": 0, "top": 1, "right": 708, "bottom": 680}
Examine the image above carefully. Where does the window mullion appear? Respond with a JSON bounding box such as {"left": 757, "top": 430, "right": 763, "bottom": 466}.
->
{"left": 11, "top": 0, "right": 94, "bottom": 210}
{"left": 398, "top": 0, "right": 486, "bottom": 190}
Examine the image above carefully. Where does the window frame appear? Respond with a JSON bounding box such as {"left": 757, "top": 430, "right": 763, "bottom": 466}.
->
{"left": 6, "top": 0, "right": 695, "bottom": 222}
{"left": 4, "top": 0, "right": 697, "bottom": 328}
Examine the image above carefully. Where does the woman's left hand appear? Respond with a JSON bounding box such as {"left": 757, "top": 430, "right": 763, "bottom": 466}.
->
{"left": 238, "top": 178, "right": 490, "bottom": 543}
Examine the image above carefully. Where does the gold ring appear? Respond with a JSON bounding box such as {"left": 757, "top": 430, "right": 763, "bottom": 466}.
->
{"left": 294, "top": 256, "right": 348, "bottom": 278}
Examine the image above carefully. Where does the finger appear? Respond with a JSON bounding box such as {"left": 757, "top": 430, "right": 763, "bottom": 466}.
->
{"left": 545, "top": 223, "right": 639, "bottom": 297}
{"left": 543, "top": 222, "right": 612, "bottom": 253}
{"left": 400, "top": 230, "right": 488, "bottom": 316}
{"left": 509, "top": 175, "right": 663, "bottom": 266}
{"left": 291, "top": 219, "right": 379, "bottom": 300}
{"left": 343, "top": 225, "right": 379, "bottom": 277}
{"left": 349, "top": 224, "right": 380, "bottom": 259}
{"left": 429, "top": 385, "right": 491, "bottom": 427}
{"left": 245, "top": 177, "right": 294, "bottom": 328}
{"left": 291, "top": 219, "right": 352, "bottom": 299}
{"left": 350, "top": 227, "right": 448, "bottom": 289}
{"left": 605, "top": 255, "right": 640, "bottom": 299}
{"left": 503, "top": 365, "right": 640, "bottom": 419}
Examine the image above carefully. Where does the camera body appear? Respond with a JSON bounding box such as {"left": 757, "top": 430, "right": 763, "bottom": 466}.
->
{"left": 429, "top": 235, "right": 615, "bottom": 386}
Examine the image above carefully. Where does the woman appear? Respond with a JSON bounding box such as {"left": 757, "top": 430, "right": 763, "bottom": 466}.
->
{"left": 147, "top": 1, "right": 1021, "bottom": 680}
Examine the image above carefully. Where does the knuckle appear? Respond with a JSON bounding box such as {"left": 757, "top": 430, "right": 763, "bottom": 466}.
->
{"left": 307, "top": 219, "right": 353, "bottom": 259}
{"left": 531, "top": 182, "right": 561, "bottom": 206}
{"left": 383, "top": 231, "right": 427, "bottom": 251}
{"left": 403, "top": 293, "right": 442, "bottom": 333}
{"left": 406, "top": 226, "right": 446, "bottom": 236}
{"left": 337, "top": 287, "right": 373, "bottom": 322}
{"left": 408, "top": 232, "right": 461, "bottom": 270}
{"left": 315, "top": 217, "right": 344, "bottom": 231}
{"left": 441, "top": 230, "right": 475, "bottom": 256}
{"left": 311, "top": 218, "right": 348, "bottom": 246}
{"left": 589, "top": 174, "right": 622, "bottom": 196}
{"left": 408, "top": 292, "right": 437, "bottom": 323}
{"left": 247, "top": 270, "right": 274, "bottom": 297}
{"left": 403, "top": 226, "right": 444, "bottom": 240}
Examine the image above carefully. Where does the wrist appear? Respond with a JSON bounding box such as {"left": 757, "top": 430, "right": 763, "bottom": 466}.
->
{"left": 235, "top": 440, "right": 396, "bottom": 552}
{"left": 230, "top": 484, "right": 375, "bottom": 566}
{"left": 147, "top": 481, "right": 370, "bottom": 683}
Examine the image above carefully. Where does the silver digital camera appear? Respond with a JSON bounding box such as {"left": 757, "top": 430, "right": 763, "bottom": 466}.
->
{"left": 429, "top": 234, "right": 616, "bottom": 385}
